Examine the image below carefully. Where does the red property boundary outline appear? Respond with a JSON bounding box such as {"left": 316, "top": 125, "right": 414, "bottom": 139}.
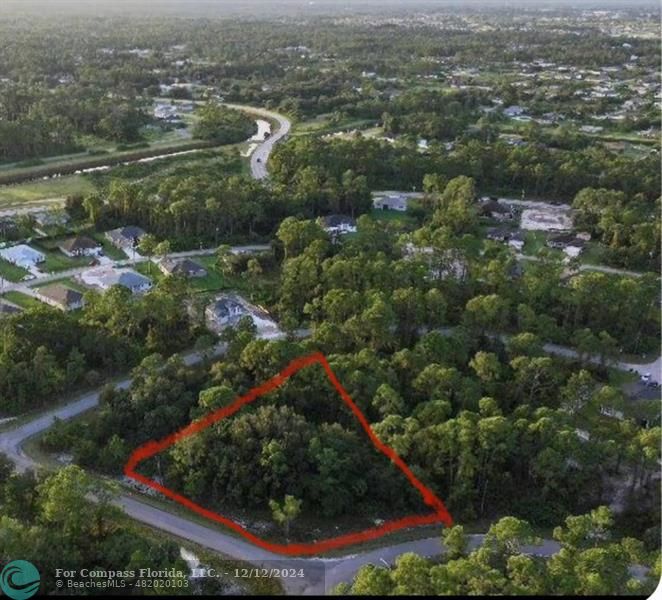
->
{"left": 124, "top": 351, "right": 453, "bottom": 555}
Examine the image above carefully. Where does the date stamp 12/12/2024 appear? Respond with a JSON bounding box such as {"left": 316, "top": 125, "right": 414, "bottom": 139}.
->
{"left": 53, "top": 562, "right": 327, "bottom": 594}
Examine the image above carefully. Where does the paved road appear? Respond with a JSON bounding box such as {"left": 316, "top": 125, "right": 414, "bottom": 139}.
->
{"left": 0, "top": 344, "right": 226, "bottom": 472}
{"left": 517, "top": 252, "right": 650, "bottom": 279}
{"left": 223, "top": 104, "right": 291, "bottom": 179}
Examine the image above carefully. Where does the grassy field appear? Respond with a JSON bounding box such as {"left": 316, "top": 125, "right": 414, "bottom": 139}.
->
{"left": 0, "top": 176, "right": 96, "bottom": 209}
{"left": 370, "top": 208, "right": 417, "bottom": 225}
{"left": 133, "top": 260, "right": 163, "bottom": 284}
{"left": 33, "top": 277, "right": 90, "bottom": 294}
{"left": 292, "top": 115, "right": 377, "bottom": 138}
{"left": 0, "top": 258, "right": 29, "bottom": 282}
{"left": 1, "top": 290, "right": 44, "bottom": 309}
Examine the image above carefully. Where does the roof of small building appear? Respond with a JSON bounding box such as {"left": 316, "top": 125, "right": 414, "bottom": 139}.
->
{"left": 107, "top": 226, "right": 146, "bottom": 241}
{"left": 0, "top": 244, "right": 45, "bottom": 262}
{"left": 486, "top": 226, "right": 510, "bottom": 238}
{"left": 548, "top": 233, "right": 584, "bottom": 247}
{"left": 59, "top": 236, "right": 101, "bottom": 253}
{"left": 375, "top": 195, "right": 408, "bottom": 208}
{"left": 160, "top": 257, "right": 206, "bottom": 276}
{"left": 38, "top": 284, "right": 84, "bottom": 307}
{"left": 117, "top": 271, "right": 151, "bottom": 289}
{"left": 482, "top": 199, "right": 512, "bottom": 214}
{"left": 321, "top": 214, "right": 357, "bottom": 227}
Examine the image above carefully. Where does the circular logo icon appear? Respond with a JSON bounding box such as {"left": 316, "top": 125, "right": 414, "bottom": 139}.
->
{"left": 0, "top": 561, "right": 40, "bottom": 600}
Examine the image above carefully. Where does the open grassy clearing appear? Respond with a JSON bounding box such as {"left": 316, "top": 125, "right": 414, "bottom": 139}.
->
{"left": 0, "top": 258, "right": 29, "bottom": 282}
{"left": 32, "top": 276, "right": 90, "bottom": 294}
{"left": 1, "top": 290, "right": 44, "bottom": 309}
{"left": 0, "top": 175, "right": 95, "bottom": 209}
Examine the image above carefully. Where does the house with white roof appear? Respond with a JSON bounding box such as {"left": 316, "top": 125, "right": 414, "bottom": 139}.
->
{"left": 79, "top": 267, "right": 152, "bottom": 294}
{"left": 0, "top": 244, "right": 45, "bottom": 269}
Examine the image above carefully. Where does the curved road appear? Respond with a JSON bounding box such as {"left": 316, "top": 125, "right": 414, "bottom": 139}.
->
{"left": 223, "top": 103, "right": 291, "bottom": 180}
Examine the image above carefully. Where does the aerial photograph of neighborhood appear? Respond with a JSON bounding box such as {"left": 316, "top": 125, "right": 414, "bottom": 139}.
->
{"left": 0, "top": 0, "right": 659, "bottom": 597}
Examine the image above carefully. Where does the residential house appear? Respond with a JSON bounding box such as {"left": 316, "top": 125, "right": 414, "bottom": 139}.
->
{"left": 58, "top": 236, "right": 102, "bottom": 258}
{"left": 0, "top": 244, "right": 45, "bottom": 269}
{"left": 403, "top": 243, "right": 468, "bottom": 282}
{"left": 480, "top": 198, "right": 515, "bottom": 221}
{"left": 503, "top": 105, "right": 526, "bottom": 117}
{"left": 79, "top": 267, "right": 152, "bottom": 294}
{"left": 508, "top": 232, "right": 526, "bottom": 252}
{"left": 37, "top": 284, "right": 85, "bottom": 311}
{"left": 33, "top": 210, "right": 70, "bottom": 229}
{"left": 600, "top": 405, "right": 624, "bottom": 421}
{"left": 159, "top": 258, "right": 208, "bottom": 278}
{"left": 547, "top": 233, "right": 586, "bottom": 258}
{"left": 486, "top": 227, "right": 510, "bottom": 242}
{"left": 205, "top": 292, "right": 280, "bottom": 337}
{"left": 106, "top": 226, "right": 147, "bottom": 250}
{"left": 373, "top": 194, "right": 409, "bottom": 212}
{"left": 154, "top": 103, "right": 180, "bottom": 121}
{"left": 320, "top": 215, "right": 357, "bottom": 235}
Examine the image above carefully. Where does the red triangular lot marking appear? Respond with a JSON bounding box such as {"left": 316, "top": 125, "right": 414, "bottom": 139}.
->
{"left": 124, "top": 351, "right": 453, "bottom": 555}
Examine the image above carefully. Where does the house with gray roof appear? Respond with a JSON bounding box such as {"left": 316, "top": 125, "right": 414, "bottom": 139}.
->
{"left": 58, "top": 236, "right": 102, "bottom": 258}
{"left": 105, "top": 226, "right": 147, "bottom": 249}
{"left": 37, "top": 284, "right": 84, "bottom": 311}
{"left": 159, "top": 258, "right": 207, "bottom": 278}
{"left": 373, "top": 194, "right": 409, "bottom": 212}
{"left": 205, "top": 292, "right": 280, "bottom": 337}
{"left": 79, "top": 266, "right": 152, "bottom": 294}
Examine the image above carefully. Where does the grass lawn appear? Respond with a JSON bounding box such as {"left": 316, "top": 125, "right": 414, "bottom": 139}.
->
{"left": 608, "top": 367, "right": 638, "bottom": 387}
{"left": 1, "top": 290, "right": 44, "bottom": 309}
{"left": 0, "top": 259, "right": 29, "bottom": 282}
{"left": 193, "top": 256, "right": 277, "bottom": 296}
{"left": 33, "top": 277, "right": 90, "bottom": 294}
{"left": 87, "top": 232, "right": 128, "bottom": 260}
{"left": 580, "top": 241, "right": 606, "bottom": 266}
{"left": 29, "top": 244, "right": 95, "bottom": 273}
{"left": 0, "top": 176, "right": 96, "bottom": 209}
{"left": 292, "top": 116, "right": 376, "bottom": 138}
{"left": 370, "top": 208, "right": 416, "bottom": 224}
{"left": 134, "top": 260, "right": 165, "bottom": 282}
